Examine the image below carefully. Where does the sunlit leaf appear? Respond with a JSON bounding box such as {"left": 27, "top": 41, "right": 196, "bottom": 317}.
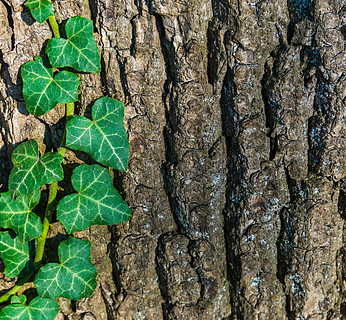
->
{"left": 21, "top": 57, "right": 79, "bottom": 116}
{"left": 9, "top": 140, "right": 64, "bottom": 199}
{"left": 0, "top": 189, "right": 43, "bottom": 242}
{"left": 0, "top": 232, "right": 35, "bottom": 278}
{"left": 25, "top": 0, "right": 54, "bottom": 23}
{"left": 34, "top": 237, "right": 97, "bottom": 300}
{"left": 46, "top": 16, "right": 101, "bottom": 73}
{"left": 66, "top": 97, "right": 129, "bottom": 171}
{"left": 0, "top": 297, "right": 59, "bottom": 320}
{"left": 57, "top": 164, "right": 131, "bottom": 233}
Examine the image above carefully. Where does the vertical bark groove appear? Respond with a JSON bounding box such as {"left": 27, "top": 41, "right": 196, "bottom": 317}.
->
{"left": 221, "top": 67, "right": 247, "bottom": 320}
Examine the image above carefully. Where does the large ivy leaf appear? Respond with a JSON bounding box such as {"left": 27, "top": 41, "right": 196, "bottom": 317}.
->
{"left": 66, "top": 97, "right": 129, "bottom": 171}
{"left": 57, "top": 164, "right": 131, "bottom": 233}
{"left": 25, "top": 0, "right": 54, "bottom": 23}
{"left": 46, "top": 16, "right": 101, "bottom": 73}
{"left": 21, "top": 56, "right": 79, "bottom": 116}
{"left": 9, "top": 140, "right": 64, "bottom": 199}
{"left": 34, "top": 237, "right": 97, "bottom": 300}
{"left": 0, "top": 189, "right": 43, "bottom": 242}
{"left": 0, "top": 296, "right": 59, "bottom": 320}
{"left": 0, "top": 232, "right": 35, "bottom": 278}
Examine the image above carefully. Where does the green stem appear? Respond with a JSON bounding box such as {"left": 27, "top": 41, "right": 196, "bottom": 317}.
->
{"left": 34, "top": 101, "right": 74, "bottom": 267}
{"left": 34, "top": 217, "right": 52, "bottom": 268}
{"left": 0, "top": 274, "right": 32, "bottom": 304}
{"left": 66, "top": 102, "right": 75, "bottom": 121}
{"left": 48, "top": 15, "right": 60, "bottom": 38}
{"left": 59, "top": 102, "right": 75, "bottom": 155}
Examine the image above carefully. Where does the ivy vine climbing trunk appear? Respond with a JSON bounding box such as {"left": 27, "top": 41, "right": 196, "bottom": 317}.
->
{"left": 0, "top": 0, "right": 345, "bottom": 319}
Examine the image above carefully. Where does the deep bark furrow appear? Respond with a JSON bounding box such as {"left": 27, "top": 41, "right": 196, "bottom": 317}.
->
{"left": 155, "top": 233, "right": 173, "bottom": 320}
{"left": 260, "top": 44, "right": 287, "bottom": 162}
{"left": 220, "top": 66, "right": 246, "bottom": 320}
{"left": 281, "top": 171, "right": 309, "bottom": 319}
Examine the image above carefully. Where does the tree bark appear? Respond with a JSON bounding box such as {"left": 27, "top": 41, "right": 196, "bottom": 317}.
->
{"left": 0, "top": 0, "right": 345, "bottom": 319}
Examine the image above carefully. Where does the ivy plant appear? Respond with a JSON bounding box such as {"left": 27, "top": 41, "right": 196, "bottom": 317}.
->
{"left": 0, "top": 2, "right": 131, "bottom": 318}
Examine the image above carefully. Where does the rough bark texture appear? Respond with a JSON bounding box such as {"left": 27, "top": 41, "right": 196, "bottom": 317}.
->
{"left": 0, "top": 0, "right": 345, "bottom": 319}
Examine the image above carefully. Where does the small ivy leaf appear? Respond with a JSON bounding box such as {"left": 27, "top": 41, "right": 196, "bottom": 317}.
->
{"left": 21, "top": 56, "right": 79, "bottom": 116}
{"left": 0, "top": 297, "right": 59, "bottom": 320}
{"left": 57, "top": 164, "right": 131, "bottom": 233}
{"left": 25, "top": 0, "right": 54, "bottom": 23}
{"left": 0, "top": 232, "right": 35, "bottom": 278}
{"left": 46, "top": 16, "right": 101, "bottom": 73}
{"left": 66, "top": 97, "right": 129, "bottom": 171}
{"left": 10, "top": 295, "right": 27, "bottom": 305}
{"left": 34, "top": 237, "right": 97, "bottom": 300}
{"left": 9, "top": 140, "right": 64, "bottom": 199}
{"left": 0, "top": 189, "right": 43, "bottom": 242}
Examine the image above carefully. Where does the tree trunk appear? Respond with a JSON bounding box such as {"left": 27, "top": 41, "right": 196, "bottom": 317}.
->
{"left": 0, "top": 0, "right": 345, "bottom": 319}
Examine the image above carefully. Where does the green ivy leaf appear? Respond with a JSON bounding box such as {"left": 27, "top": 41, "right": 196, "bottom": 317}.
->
{"left": 0, "top": 232, "right": 35, "bottom": 278}
{"left": 0, "top": 189, "right": 43, "bottom": 242}
{"left": 34, "top": 237, "right": 97, "bottom": 300}
{"left": 46, "top": 16, "right": 101, "bottom": 73}
{"left": 0, "top": 297, "right": 59, "bottom": 320}
{"left": 66, "top": 97, "right": 129, "bottom": 171}
{"left": 57, "top": 164, "right": 131, "bottom": 234}
{"left": 9, "top": 140, "right": 64, "bottom": 199}
{"left": 10, "top": 295, "right": 27, "bottom": 305}
{"left": 21, "top": 57, "right": 79, "bottom": 116}
{"left": 25, "top": 0, "right": 54, "bottom": 23}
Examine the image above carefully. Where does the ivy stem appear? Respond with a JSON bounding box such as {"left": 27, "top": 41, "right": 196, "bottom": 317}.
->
{"left": 34, "top": 101, "right": 74, "bottom": 268}
{"left": 48, "top": 15, "right": 60, "bottom": 38}
{"left": 47, "top": 0, "right": 60, "bottom": 38}
{"left": 0, "top": 274, "right": 31, "bottom": 304}
{"left": 59, "top": 102, "right": 75, "bottom": 156}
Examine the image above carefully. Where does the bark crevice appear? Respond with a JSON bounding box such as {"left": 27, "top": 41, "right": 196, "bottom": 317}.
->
{"left": 220, "top": 67, "right": 247, "bottom": 320}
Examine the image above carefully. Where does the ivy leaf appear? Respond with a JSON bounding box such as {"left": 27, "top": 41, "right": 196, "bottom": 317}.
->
{"left": 0, "top": 297, "right": 59, "bottom": 320}
{"left": 34, "top": 237, "right": 97, "bottom": 300}
{"left": 25, "top": 0, "right": 54, "bottom": 23}
{"left": 10, "top": 295, "right": 27, "bottom": 304}
{"left": 0, "top": 232, "right": 35, "bottom": 278}
{"left": 66, "top": 97, "right": 129, "bottom": 171}
{"left": 46, "top": 16, "right": 101, "bottom": 73}
{"left": 57, "top": 164, "right": 131, "bottom": 234}
{"left": 0, "top": 189, "right": 43, "bottom": 242}
{"left": 9, "top": 140, "right": 64, "bottom": 199}
{"left": 21, "top": 56, "right": 79, "bottom": 116}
